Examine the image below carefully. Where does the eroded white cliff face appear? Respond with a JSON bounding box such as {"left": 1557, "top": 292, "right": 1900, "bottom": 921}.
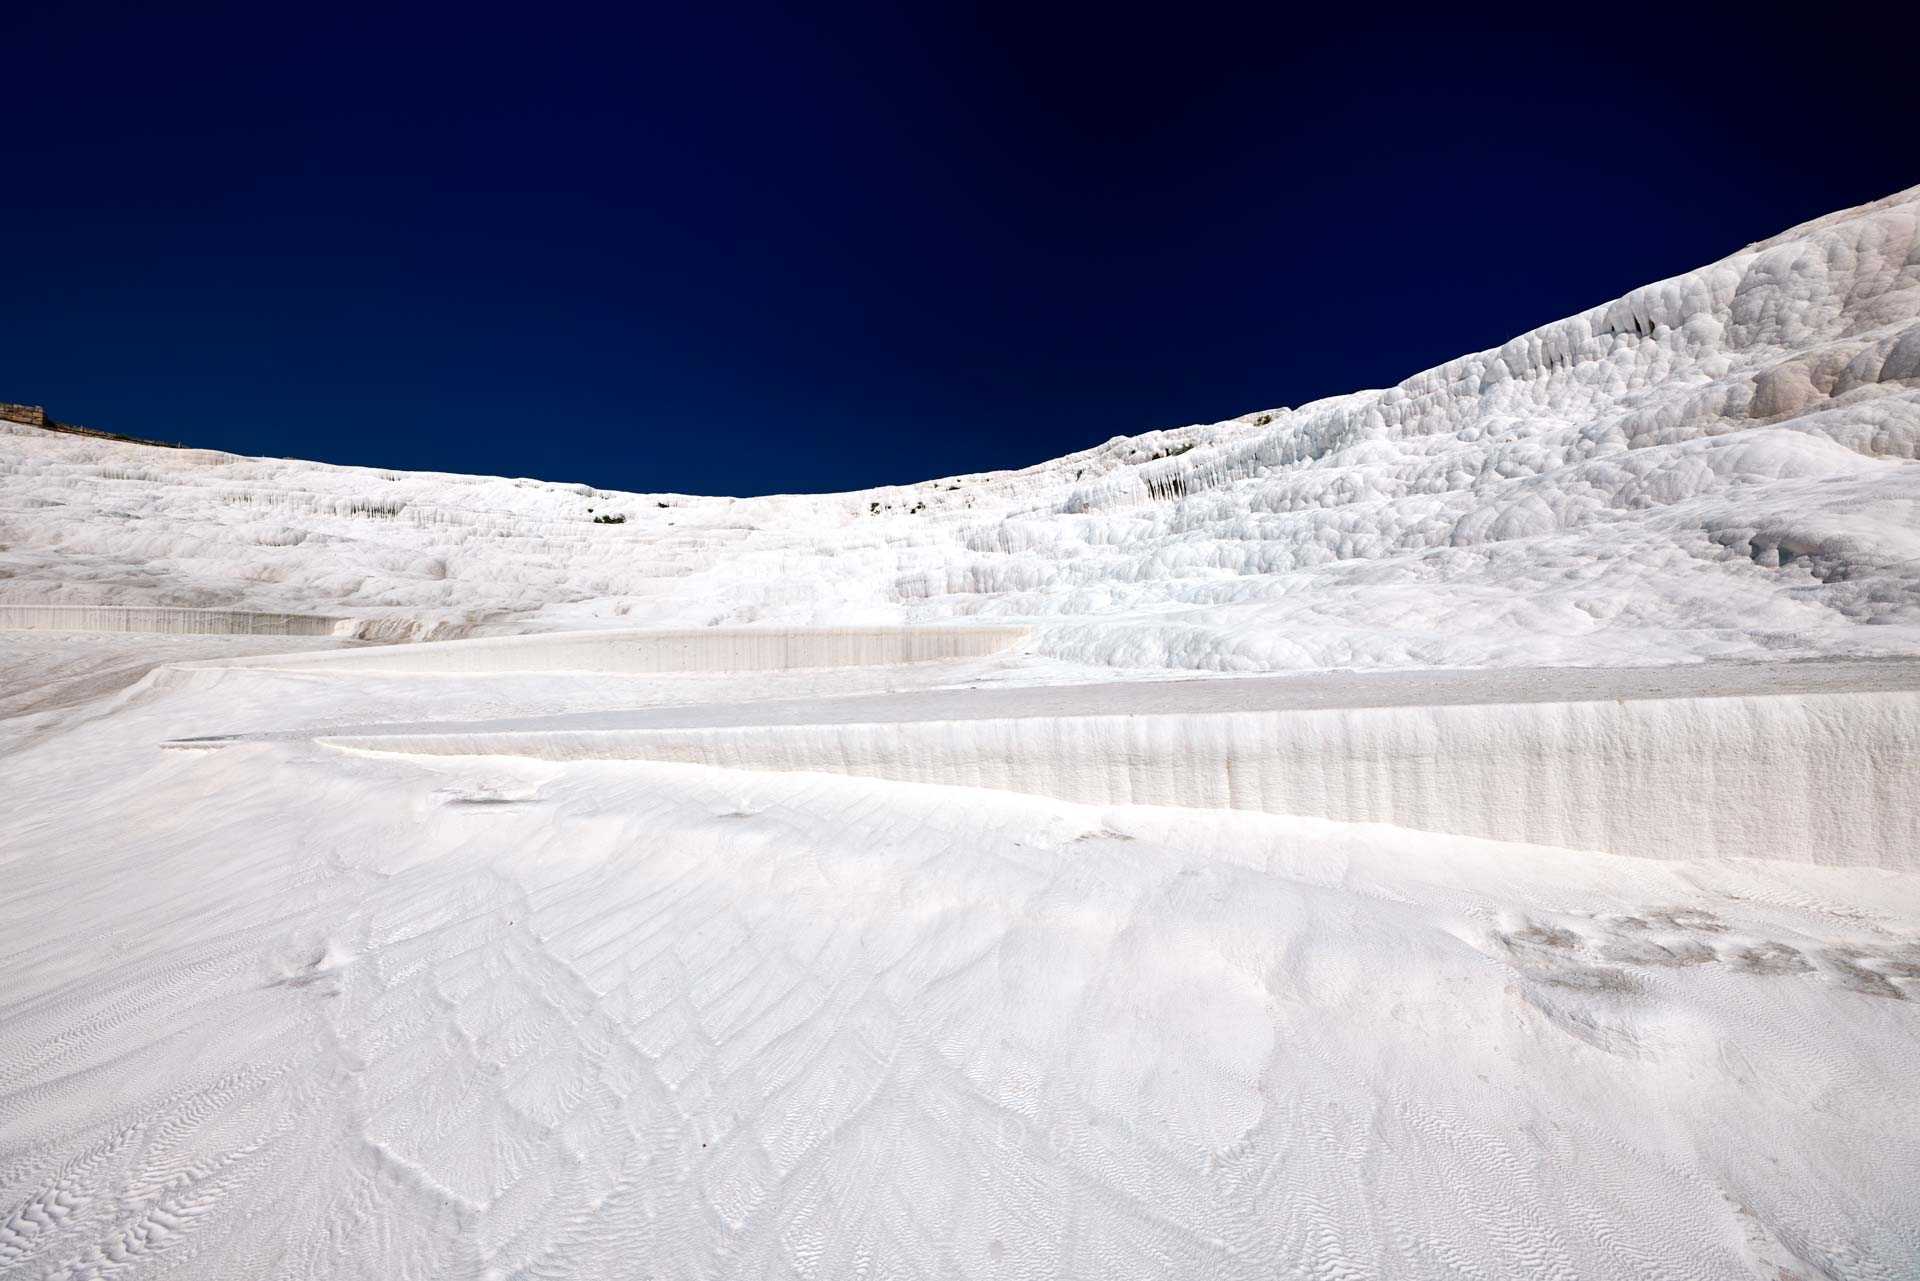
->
{"left": 5, "top": 186, "right": 1917, "bottom": 670}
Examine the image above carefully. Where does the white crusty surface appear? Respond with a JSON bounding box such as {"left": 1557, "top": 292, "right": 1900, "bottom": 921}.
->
{"left": 4, "top": 187, "right": 1920, "bottom": 1280}
{"left": 4, "top": 652, "right": 1920, "bottom": 1279}
{"left": 4, "top": 186, "right": 1919, "bottom": 669}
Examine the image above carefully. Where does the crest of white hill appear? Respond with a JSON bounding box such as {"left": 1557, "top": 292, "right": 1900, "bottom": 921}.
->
{"left": 2, "top": 184, "right": 1917, "bottom": 670}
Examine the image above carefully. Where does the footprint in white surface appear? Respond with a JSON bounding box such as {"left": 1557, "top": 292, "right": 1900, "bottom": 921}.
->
{"left": 1814, "top": 946, "right": 1920, "bottom": 1001}
{"left": 1595, "top": 935, "right": 1717, "bottom": 968}
{"left": 1497, "top": 923, "right": 1641, "bottom": 993}
{"left": 1723, "top": 940, "right": 1813, "bottom": 976}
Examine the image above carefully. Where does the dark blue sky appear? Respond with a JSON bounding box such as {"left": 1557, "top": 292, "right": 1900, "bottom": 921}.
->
{"left": 4, "top": 4, "right": 1914, "bottom": 495}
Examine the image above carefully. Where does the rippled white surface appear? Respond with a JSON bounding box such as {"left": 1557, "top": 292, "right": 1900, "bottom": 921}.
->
{"left": 3, "top": 185, "right": 1919, "bottom": 1280}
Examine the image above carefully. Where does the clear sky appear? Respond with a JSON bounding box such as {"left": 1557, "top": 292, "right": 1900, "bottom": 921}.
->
{"left": 4, "top": 3, "right": 1914, "bottom": 495}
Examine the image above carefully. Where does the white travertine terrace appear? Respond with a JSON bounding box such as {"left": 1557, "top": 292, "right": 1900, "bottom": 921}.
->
{"left": 0, "top": 604, "right": 348, "bottom": 636}
{"left": 3, "top": 184, "right": 1917, "bottom": 670}
{"left": 4, "top": 186, "right": 1920, "bottom": 1280}
{"left": 216, "top": 625, "right": 1032, "bottom": 673}
{"left": 313, "top": 662, "right": 1920, "bottom": 869}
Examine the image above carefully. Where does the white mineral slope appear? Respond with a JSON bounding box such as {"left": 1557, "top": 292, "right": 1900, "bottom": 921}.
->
{"left": 2, "top": 650, "right": 1919, "bottom": 1279}
{"left": 5, "top": 184, "right": 1920, "bottom": 670}
{"left": 5, "top": 185, "right": 1920, "bottom": 1281}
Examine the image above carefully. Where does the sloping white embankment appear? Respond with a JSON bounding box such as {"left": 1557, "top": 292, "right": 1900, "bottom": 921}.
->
{"left": 322, "top": 686, "right": 1920, "bottom": 869}
{"left": 219, "top": 624, "right": 1031, "bottom": 673}
{"left": 4, "top": 187, "right": 1917, "bottom": 671}
{"left": 0, "top": 604, "right": 349, "bottom": 636}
